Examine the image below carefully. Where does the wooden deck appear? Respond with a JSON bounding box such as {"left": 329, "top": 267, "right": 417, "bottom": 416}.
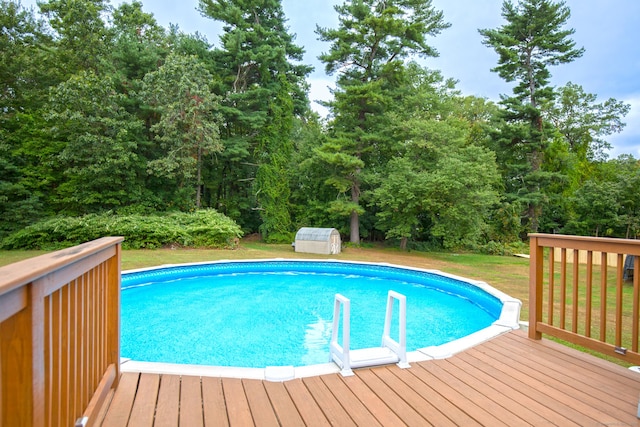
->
{"left": 96, "top": 330, "right": 640, "bottom": 426}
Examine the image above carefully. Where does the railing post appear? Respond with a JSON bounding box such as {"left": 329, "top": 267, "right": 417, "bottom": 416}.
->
{"left": 30, "top": 282, "right": 46, "bottom": 426}
{"left": 529, "top": 235, "right": 544, "bottom": 340}
{"left": 107, "top": 243, "right": 122, "bottom": 387}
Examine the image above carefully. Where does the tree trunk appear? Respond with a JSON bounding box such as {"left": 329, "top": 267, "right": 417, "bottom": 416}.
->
{"left": 196, "top": 147, "right": 202, "bottom": 208}
{"left": 350, "top": 180, "right": 360, "bottom": 244}
{"left": 400, "top": 237, "right": 408, "bottom": 251}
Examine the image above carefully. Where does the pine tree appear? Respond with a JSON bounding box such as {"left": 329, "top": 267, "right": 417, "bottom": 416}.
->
{"left": 316, "top": 0, "right": 450, "bottom": 244}
{"left": 199, "top": 0, "right": 312, "bottom": 235}
{"left": 479, "top": 0, "right": 584, "bottom": 232}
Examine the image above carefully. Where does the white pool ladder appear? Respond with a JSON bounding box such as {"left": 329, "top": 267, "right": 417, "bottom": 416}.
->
{"left": 329, "top": 291, "right": 410, "bottom": 376}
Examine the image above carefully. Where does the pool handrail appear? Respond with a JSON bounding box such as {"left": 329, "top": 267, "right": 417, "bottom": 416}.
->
{"left": 330, "top": 291, "right": 409, "bottom": 376}
{"left": 330, "top": 293, "right": 353, "bottom": 376}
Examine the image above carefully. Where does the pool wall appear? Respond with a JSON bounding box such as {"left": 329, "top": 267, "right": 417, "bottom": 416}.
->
{"left": 120, "top": 259, "right": 522, "bottom": 380}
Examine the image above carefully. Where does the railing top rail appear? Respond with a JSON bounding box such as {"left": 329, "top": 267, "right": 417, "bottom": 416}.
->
{"left": 0, "top": 236, "right": 124, "bottom": 297}
{"left": 529, "top": 233, "right": 640, "bottom": 255}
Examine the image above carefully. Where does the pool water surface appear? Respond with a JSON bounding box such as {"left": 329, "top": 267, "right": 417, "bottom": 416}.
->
{"left": 120, "top": 260, "right": 511, "bottom": 368}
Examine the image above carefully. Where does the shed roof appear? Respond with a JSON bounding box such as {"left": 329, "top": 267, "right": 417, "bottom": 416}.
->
{"left": 295, "top": 227, "right": 338, "bottom": 242}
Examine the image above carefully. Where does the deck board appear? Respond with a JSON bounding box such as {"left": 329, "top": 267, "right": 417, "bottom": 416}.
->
{"left": 318, "top": 374, "right": 382, "bottom": 426}
{"left": 96, "top": 331, "right": 640, "bottom": 426}
{"left": 409, "top": 362, "right": 508, "bottom": 427}
{"left": 302, "top": 375, "right": 357, "bottom": 426}
{"left": 262, "top": 380, "right": 306, "bottom": 427}
{"left": 243, "top": 379, "right": 280, "bottom": 427}
{"left": 179, "top": 375, "right": 204, "bottom": 427}
{"left": 427, "top": 359, "right": 534, "bottom": 427}
{"left": 484, "top": 336, "right": 636, "bottom": 421}
{"left": 369, "top": 367, "right": 454, "bottom": 427}
{"left": 337, "top": 374, "right": 407, "bottom": 426}
{"left": 99, "top": 372, "right": 138, "bottom": 427}
{"left": 153, "top": 373, "right": 180, "bottom": 427}
{"left": 223, "top": 378, "right": 254, "bottom": 426}
{"left": 478, "top": 340, "right": 626, "bottom": 425}
{"left": 356, "top": 368, "right": 430, "bottom": 426}
{"left": 127, "top": 373, "right": 159, "bottom": 426}
{"left": 445, "top": 352, "right": 570, "bottom": 426}
{"left": 283, "top": 379, "right": 331, "bottom": 427}
{"left": 463, "top": 340, "right": 605, "bottom": 426}
{"left": 201, "top": 376, "right": 229, "bottom": 427}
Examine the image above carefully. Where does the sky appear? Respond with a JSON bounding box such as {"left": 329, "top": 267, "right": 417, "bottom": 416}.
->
{"left": 22, "top": 0, "right": 640, "bottom": 157}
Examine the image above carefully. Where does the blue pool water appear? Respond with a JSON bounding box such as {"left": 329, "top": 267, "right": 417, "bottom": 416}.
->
{"left": 121, "top": 261, "right": 502, "bottom": 368}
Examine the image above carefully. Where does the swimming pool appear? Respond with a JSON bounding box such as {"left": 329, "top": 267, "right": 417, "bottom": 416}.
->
{"left": 120, "top": 260, "right": 521, "bottom": 378}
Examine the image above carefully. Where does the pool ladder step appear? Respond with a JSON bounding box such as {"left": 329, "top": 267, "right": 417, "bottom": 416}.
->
{"left": 329, "top": 291, "right": 410, "bottom": 376}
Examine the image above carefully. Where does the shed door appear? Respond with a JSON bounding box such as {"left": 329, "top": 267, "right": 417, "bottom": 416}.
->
{"left": 330, "top": 234, "right": 340, "bottom": 254}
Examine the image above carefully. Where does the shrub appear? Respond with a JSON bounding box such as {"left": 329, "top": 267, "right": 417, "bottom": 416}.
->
{"left": 1, "top": 209, "right": 243, "bottom": 250}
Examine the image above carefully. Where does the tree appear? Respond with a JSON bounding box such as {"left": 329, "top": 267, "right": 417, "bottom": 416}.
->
{"left": 479, "top": 0, "right": 584, "bottom": 233}
{"left": 110, "top": 1, "right": 168, "bottom": 92}
{"left": 0, "top": 1, "right": 59, "bottom": 233}
{"left": 371, "top": 66, "right": 500, "bottom": 249}
{"left": 37, "top": 0, "right": 112, "bottom": 74}
{"left": 141, "top": 53, "right": 223, "bottom": 209}
{"left": 316, "top": 0, "right": 450, "bottom": 244}
{"left": 254, "top": 75, "right": 295, "bottom": 242}
{"left": 47, "top": 71, "right": 144, "bottom": 214}
{"left": 548, "top": 82, "right": 630, "bottom": 163}
{"left": 568, "top": 179, "right": 621, "bottom": 237}
{"left": 615, "top": 156, "right": 640, "bottom": 239}
{"left": 198, "top": 0, "right": 312, "bottom": 233}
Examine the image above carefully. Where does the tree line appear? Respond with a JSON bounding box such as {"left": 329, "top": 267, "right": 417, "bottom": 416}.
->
{"left": 0, "top": 0, "right": 635, "bottom": 253}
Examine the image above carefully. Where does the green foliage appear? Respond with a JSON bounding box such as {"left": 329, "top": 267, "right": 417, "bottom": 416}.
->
{"left": 369, "top": 65, "right": 500, "bottom": 250}
{"left": 1, "top": 210, "right": 243, "bottom": 250}
{"left": 479, "top": 0, "right": 584, "bottom": 104}
{"left": 254, "top": 75, "right": 295, "bottom": 242}
{"left": 47, "top": 70, "right": 145, "bottom": 214}
{"left": 141, "top": 53, "right": 223, "bottom": 208}
{"left": 38, "top": 0, "right": 112, "bottom": 73}
{"left": 562, "top": 156, "right": 640, "bottom": 239}
{"left": 1, "top": 0, "right": 638, "bottom": 252}
{"left": 548, "top": 82, "right": 630, "bottom": 162}
{"left": 316, "top": 0, "right": 450, "bottom": 243}
{"left": 197, "top": 0, "right": 312, "bottom": 232}
{"left": 480, "top": 0, "right": 585, "bottom": 233}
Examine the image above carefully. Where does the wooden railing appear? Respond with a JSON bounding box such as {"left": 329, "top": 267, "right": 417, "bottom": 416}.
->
{"left": 529, "top": 233, "right": 640, "bottom": 364}
{"left": 0, "top": 237, "right": 123, "bottom": 427}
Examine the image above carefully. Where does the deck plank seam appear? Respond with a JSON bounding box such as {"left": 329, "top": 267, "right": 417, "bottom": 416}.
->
{"left": 358, "top": 368, "right": 434, "bottom": 426}
{"left": 385, "top": 363, "right": 482, "bottom": 427}
{"left": 414, "top": 361, "right": 513, "bottom": 427}
{"left": 477, "top": 341, "right": 635, "bottom": 423}
{"left": 432, "top": 358, "right": 543, "bottom": 427}
{"left": 373, "top": 366, "right": 455, "bottom": 427}
{"left": 487, "top": 337, "right": 640, "bottom": 409}
{"left": 448, "top": 352, "right": 580, "bottom": 427}
{"left": 465, "top": 345, "right": 619, "bottom": 426}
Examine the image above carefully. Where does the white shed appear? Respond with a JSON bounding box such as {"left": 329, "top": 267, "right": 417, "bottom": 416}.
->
{"left": 294, "top": 227, "right": 341, "bottom": 255}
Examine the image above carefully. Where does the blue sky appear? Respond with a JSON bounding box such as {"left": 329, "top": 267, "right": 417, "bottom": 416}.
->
{"left": 23, "top": 0, "right": 640, "bottom": 157}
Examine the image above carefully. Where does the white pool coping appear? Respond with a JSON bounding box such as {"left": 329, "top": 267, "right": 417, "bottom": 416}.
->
{"left": 120, "top": 259, "right": 522, "bottom": 381}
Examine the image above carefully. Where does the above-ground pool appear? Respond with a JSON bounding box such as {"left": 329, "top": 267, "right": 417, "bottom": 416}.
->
{"left": 121, "top": 260, "right": 521, "bottom": 374}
